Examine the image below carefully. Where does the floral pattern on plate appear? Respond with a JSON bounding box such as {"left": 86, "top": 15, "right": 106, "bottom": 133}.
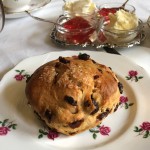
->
{"left": 119, "top": 96, "right": 134, "bottom": 109}
{"left": 38, "top": 127, "right": 59, "bottom": 140}
{"left": 0, "top": 119, "right": 17, "bottom": 136}
{"left": 14, "top": 69, "right": 30, "bottom": 81}
{"left": 89, "top": 124, "right": 111, "bottom": 139}
{"left": 126, "top": 70, "right": 143, "bottom": 82}
{"left": 134, "top": 122, "right": 150, "bottom": 138}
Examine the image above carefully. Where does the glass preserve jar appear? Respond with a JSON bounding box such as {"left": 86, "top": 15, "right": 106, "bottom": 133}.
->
{"left": 55, "top": 12, "right": 98, "bottom": 45}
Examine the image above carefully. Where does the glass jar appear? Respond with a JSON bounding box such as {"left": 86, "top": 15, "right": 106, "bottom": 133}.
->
{"left": 98, "top": 19, "right": 143, "bottom": 44}
{"left": 97, "top": 3, "right": 143, "bottom": 45}
{"left": 55, "top": 14, "right": 98, "bottom": 45}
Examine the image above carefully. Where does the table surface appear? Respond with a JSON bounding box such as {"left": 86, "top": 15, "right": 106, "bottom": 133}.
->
{"left": 0, "top": 0, "right": 150, "bottom": 80}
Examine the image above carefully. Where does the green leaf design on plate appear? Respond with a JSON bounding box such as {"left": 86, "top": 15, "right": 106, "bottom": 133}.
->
{"left": 89, "top": 129, "right": 95, "bottom": 133}
{"left": 12, "top": 124, "right": 17, "bottom": 130}
{"left": 125, "top": 103, "right": 129, "bottom": 109}
{"left": 2, "top": 119, "right": 9, "bottom": 127}
{"left": 126, "top": 76, "right": 131, "bottom": 80}
{"left": 38, "top": 134, "right": 43, "bottom": 139}
{"left": 93, "top": 133, "right": 97, "bottom": 139}
{"left": 138, "top": 128, "right": 143, "bottom": 132}
{"left": 20, "top": 70, "right": 25, "bottom": 73}
{"left": 15, "top": 70, "right": 21, "bottom": 73}
{"left": 143, "top": 131, "right": 149, "bottom": 138}
{"left": 134, "top": 126, "right": 139, "bottom": 132}
{"left": 135, "top": 76, "right": 138, "bottom": 82}
{"left": 138, "top": 76, "right": 143, "bottom": 79}
{"left": 39, "top": 129, "right": 48, "bottom": 135}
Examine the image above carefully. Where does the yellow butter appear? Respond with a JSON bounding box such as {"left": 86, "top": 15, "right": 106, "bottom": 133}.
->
{"left": 108, "top": 9, "right": 138, "bottom": 30}
{"left": 63, "top": 0, "right": 96, "bottom": 15}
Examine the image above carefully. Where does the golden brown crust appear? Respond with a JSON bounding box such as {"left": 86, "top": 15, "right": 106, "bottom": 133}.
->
{"left": 25, "top": 54, "right": 121, "bottom": 135}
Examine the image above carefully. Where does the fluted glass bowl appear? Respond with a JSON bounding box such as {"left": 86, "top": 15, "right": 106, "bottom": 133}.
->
{"left": 98, "top": 19, "right": 143, "bottom": 44}
{"left": 56, "top": 15, "right": 98, "bottom": 45}
{"left": 97, "top": 3, "right": 143, "bottom": 44}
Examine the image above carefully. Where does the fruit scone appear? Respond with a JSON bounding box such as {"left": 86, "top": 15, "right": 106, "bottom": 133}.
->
{"left": 25, "top": 53, "right": 123, "bottom": 136}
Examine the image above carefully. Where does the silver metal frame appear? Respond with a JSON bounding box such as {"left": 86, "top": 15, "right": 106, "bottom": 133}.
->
{"left": 0, "top": 0, "right": 5, "bottom": 32}
{"left": 147, "top": 16, "right": 150, "bottom": 28}
{"left": 50, "top": 26, "right": 146, "bottom": 49}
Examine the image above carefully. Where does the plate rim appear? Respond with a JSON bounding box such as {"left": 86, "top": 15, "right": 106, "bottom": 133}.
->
{"left": 0, "top": 50, "right": 150, "bottom": 150}
{"left": 4, "top": 0, "right": 51, "bottom": 19}
{"left": 1, "top": 50, "right": 150, "bottom": 82}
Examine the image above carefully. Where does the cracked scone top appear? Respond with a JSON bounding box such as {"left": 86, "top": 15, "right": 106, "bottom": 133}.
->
{"left": 25, "top": 53, "right": 122, "bottom": 135}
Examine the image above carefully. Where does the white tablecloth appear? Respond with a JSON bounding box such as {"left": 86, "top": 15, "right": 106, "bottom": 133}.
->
{"left": 0, "top": 0, "right": 150, "bottom": 79}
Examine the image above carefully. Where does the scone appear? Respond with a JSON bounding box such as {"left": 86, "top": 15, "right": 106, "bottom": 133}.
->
{"left": 25, "top": 53, "right": 123, "bottom": 135}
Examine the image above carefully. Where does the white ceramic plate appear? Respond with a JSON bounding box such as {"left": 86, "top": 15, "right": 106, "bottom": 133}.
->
{"left": 0, "top": 51, "right": 150, "bottom": 150}
{"left": 4, "top": 0, "right": 51, "bottom": 19}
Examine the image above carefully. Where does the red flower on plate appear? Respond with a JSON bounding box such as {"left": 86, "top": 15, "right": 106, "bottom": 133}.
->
{"left": 140, "top": 122, "right": 150, "bottom": 131}
{"left": 129, "top": 70, "right": 138, "bottom": 77}
{"left": 38, "top": 128, "right": 59, "bottom": 140}
{"left": 99, "top": 125, "right": 111, "bottom": 136}
{"left": 89, "top": 124, "right": 111, "bottom": 139}
{"left": 134, "top": 121, "right": 150, "bottom": 138}
{"left": 0, "top": 127, "right": 10, "bottom": 136}
{"left": 0, "top": 119, "right": 17, "bottom": 136}
{"left": 126, "top": 70, "right": 143, "bottom": 82}
{"left": 14, "top": 74, "right": 25, "bottom": 81}
{"left": 120, "top": 96, "right": 128, "bottom": 103}
{"left": 119, "top": 96, "right": 134, "bottom": 109}
{"left": 47, "top": 130, "right": 59, "bottom": 140}
{"left": 14, "top": 70, "right": 30, "bottom": 81}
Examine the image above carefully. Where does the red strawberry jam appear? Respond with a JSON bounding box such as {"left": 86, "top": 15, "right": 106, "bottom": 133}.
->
{"left": 63, "top": 16, "right": 95, "bottom": 44}
{"left": 98, "top": 8, "right": 118, "bottom": 17}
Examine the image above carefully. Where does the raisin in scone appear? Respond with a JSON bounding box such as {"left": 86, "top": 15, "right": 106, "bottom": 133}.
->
{"left": 25, "top": 53, "right": 123, "bottom": 135}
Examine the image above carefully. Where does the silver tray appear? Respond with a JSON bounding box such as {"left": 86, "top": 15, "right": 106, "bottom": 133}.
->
{"left": 50, "top": 26, "right": 146, "bottom": 49}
